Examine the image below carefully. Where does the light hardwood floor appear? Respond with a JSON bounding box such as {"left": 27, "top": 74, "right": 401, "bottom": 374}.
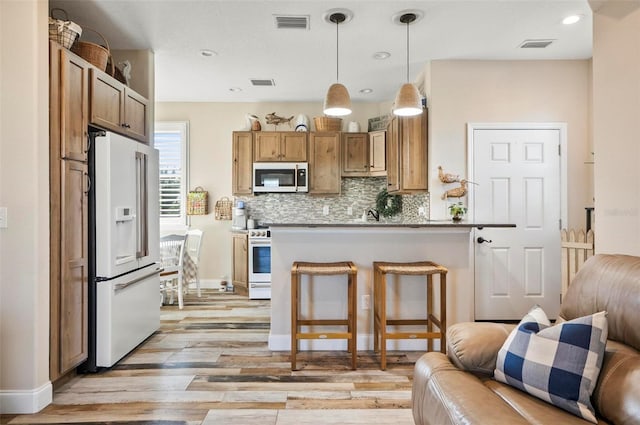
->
{"left": 3, "top": 289, "right": 419, "bottom": 425}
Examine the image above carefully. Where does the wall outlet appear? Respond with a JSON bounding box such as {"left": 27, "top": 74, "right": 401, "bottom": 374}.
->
{"left": 418, "top": 206, "right": 426, "bottom": 217}
{"left": 0, "top": 207, "right": 7, "bottom": 228}
{"left": 323, "top": 205, "right": 329, "bottom": 216}
{"left": 361, "top": 294, "right": 371, "bottom": 310}
{"left": 347, "top": 206, "right": 353, "bottom": 215}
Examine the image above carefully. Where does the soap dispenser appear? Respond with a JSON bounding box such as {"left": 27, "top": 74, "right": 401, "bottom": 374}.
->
{"left": 361, "top": 210, "right": 367, "bottom": 222}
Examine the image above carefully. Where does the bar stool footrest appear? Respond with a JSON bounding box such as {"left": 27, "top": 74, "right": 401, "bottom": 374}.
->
{"left": 298, "top": 319, "right": 350, "bottom": 326}
{"left": 385, "top": 332, "right": 444, "bottom": 340}
{"left": 296, "top": 332, "right": 353, "bottom": 340}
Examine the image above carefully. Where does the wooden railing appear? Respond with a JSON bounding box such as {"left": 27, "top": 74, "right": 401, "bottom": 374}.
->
{"left": 561, "top": 228, "right": 595, "bottom": 301}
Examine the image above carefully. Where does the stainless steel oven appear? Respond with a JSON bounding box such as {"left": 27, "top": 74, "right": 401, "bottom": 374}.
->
{"left": 248, "top": 228, "right": 271, "bottom": 299}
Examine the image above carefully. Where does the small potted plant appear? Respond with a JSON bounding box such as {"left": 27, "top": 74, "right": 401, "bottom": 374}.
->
{"left": 448, "top": 202, "right": 467, "bottom": 222}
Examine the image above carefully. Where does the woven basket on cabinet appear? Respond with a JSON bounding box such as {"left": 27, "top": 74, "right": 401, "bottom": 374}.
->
{"left": 71, "top": 27, "right": 111, "bottom": 74}
{"left": 313, "top": 117, "right": 343, "bottom": 132}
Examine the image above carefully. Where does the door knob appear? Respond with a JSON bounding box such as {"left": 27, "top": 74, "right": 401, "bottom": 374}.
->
{"left": 477, "top": 237, "right": 493, "bottom": 244}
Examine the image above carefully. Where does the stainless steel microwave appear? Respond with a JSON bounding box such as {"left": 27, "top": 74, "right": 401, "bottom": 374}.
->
{"left": 253, "top": 162, "right": 308, "bottom": 193}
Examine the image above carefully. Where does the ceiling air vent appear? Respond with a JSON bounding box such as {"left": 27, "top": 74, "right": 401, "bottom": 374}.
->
{"left": 250, "top": 79, "right": 275, "bottom": 87}
{"left": 519, "top": 39, "right": 555, "bottom": 49}
{"left": 274, "top": 15, "right": 310, "bottom": 30}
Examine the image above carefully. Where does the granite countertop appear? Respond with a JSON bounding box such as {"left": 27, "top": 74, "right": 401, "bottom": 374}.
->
{"left": 267, "top": 221, "right": 515, "bottom": 229}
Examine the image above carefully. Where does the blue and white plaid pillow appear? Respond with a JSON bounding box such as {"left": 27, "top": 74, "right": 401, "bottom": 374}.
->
{"left": 494, "top": 306, "right": 608, "bottom": 423}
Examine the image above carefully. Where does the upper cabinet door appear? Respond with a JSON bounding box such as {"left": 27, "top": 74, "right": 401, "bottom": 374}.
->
{"left": 386, "top": 110, "right": 428, "bottom": 193}
{"left": 253, "top": 132, "right": 281, "bottom": 161}
{"left": 89, "top": 69, "right": 125, "bottom": 134}
{"left": 342, "top": 133, "right": 369, "bottom": 176}
{"left": 386, "top": 118, "right": 400, "bottom": 193}
{"left": 232, "top": 131, "right": 254, "bottom": 195}
{"left": 400, "top": 110, "right": 428, "bottom": 191}
{"left": 280, "top": 132, "right": 307, "bottom": 162}
{"left": 309, "top": 132, "right": 341, "bottom": 194}
{"left": 368, "top": 130, "right": 387, "bottom": 176}
{"left": 58, "top": 48, "right": 89, "bottom": 162}
{"left": 123, "top": 88, "right": 149, "bottom": 143}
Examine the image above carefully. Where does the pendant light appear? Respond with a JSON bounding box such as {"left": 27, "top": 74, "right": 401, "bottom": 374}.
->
{"left": 392, "top": 12, "right": 422, "bottom": 117}
{"left": 323, "top": 12, "right": 352, "bottom": 117}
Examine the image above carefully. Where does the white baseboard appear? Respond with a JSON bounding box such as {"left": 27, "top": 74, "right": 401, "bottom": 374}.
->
{"left": 0, "top": 381, "right": 52, "bottom": 414}
{"left": 186, "top": 278, "right": 222, "bottom": 290}
{"left": 268, "top": 333, "right": 440, "bottom": 352}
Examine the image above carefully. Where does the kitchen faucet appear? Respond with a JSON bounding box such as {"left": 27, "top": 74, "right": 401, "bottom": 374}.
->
{"left": 367, "top": 208, "right": 380, "bottom": 222}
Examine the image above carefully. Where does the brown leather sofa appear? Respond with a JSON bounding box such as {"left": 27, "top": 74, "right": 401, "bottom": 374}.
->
{"left": 412, "top": 254, "right": 640, "bottom": 425}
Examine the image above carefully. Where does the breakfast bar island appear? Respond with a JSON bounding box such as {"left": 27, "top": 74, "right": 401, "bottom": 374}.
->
{"left": 266, "top": 222, "right": 514, "bottom": 352}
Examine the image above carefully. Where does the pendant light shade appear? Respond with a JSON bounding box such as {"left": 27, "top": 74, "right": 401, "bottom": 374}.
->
{"left": 323, "top": 11, "right": 352, "bottom": 117}
{"left": 393, "top": 12, "right": 422, "bottom": 117}
{"left": 393, "top": 83, "right": 422, "bottom": 116}
{"left": 324, "top": 82, "right": 352, "bottom": 116}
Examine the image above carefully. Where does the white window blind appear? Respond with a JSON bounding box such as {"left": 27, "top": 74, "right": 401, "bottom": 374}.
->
{"left": 154, "top": 122, "right": 189, "bottom": 225}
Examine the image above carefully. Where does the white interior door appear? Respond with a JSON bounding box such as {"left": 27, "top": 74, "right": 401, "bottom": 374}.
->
{"left": 471, "top": 127, "right": 562, "bottom": 320}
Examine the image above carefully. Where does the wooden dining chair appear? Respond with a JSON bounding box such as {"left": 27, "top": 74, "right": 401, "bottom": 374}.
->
{"left": 184, "top": 229, "right": 204, "bottom": 297}
{"left": 159, "top": 234, "right": 186, "bottom": 309}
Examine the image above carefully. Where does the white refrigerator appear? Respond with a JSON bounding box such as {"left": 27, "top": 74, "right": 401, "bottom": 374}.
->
{"left": 87, "top": 131, "right": 161, "bottom": 369}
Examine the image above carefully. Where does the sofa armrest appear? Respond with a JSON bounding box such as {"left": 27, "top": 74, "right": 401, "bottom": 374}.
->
{"left": 447, "top": 322, "right": 515, "bottom": 375}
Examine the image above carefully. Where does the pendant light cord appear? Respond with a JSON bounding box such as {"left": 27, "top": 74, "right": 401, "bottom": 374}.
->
{"left": 336, "top": 19, "right": 339, "bottom": 82}
{"left": 405, "top": 21, "right": 410, "bottom": 83}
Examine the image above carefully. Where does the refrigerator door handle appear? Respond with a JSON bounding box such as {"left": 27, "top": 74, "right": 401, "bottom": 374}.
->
{"left": 136, "top": 151, "right": 149, "bottom": 259}
{"left": 114, "top": 265, "right": 162, "bottom": 292}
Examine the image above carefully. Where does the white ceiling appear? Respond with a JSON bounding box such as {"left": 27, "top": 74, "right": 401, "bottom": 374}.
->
{"left": 49, "top": 0, "right": 593, "bottom": 103}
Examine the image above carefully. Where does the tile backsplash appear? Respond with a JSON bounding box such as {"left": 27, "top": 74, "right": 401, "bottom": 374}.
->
{"left": 236, "top": 177, "right": 430, "bottom": 225}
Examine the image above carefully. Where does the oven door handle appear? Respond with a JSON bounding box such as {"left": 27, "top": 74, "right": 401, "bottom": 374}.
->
{"left": 249, "top": 240, "right": 271, "bottom": 246}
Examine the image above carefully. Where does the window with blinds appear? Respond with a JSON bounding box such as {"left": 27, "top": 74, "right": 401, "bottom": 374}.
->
{"left": 154, "top": 122, "right": 189, "bottom": 225}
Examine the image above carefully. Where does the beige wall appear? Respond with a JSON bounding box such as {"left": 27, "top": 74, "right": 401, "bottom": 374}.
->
{"left": 0, "top": 0, "right": 52, "bottom": 413}
{"left": 426, "top": 60, "right": 593, "bottom": 228}
{"left": 592, "top": 3, "right": 640, "bottom": 255}
{"left": 154, "top": 102, "right": 385, "bottom": 282}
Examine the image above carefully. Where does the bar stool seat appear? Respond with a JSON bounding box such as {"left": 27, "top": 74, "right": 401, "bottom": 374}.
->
{"left": 373, "top": 260, "right": 448, "bottom": 370}
{"left": 291, "top": 261, "right": 357, "bottom": 371}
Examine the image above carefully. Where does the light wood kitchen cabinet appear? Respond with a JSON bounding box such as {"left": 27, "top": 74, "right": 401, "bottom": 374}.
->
{"left": 386, "top": 109, "right": 428, "bottom": 193}
{"left": 232, "top": 131, "right": 254, "bottom": 195}
{"left": 254, "top": 131, "right": 307, "bottom": 162}
{"left": 89, "top": 69, "right": 149, "bottom": 143}
{"left": 341, "top": 131, "right": 386, "bottom": 177}
{"left": 232, "top": 233, "right": 249, "bottom": 296}
{"left": 49, "top": 41, "right": 89, "bottom": 381}
{"left": 56, "top": 47, "right": 89, "bottom": 162}
{"left": 369, "top": 130, "right": 387, "bottom": 175}
{"left": 309, "top": 132, "right": 341, "bottom": 194}
{"left": 58, "top": 160, "right": 89, "bottom": 373}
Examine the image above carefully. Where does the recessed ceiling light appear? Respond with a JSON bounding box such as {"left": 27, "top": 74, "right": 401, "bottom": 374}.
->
{"left": 229, "top": 87, "right": 242, "bottom": 92}
{"left": 360, "top": 88, "right": 373, "bottom": 94}
{"left": 373, "top": 51, "right": 391, "bottom": 60}
{"left": 200, "top": 49, "right": 217, "bottom": 57}
{"left": 562, "top": 15, "right": 582, "bottom": 25}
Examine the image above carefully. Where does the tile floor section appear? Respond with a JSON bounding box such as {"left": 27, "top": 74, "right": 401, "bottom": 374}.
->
{"left": 2, "top": 289, "right": 419, "bottom": 424}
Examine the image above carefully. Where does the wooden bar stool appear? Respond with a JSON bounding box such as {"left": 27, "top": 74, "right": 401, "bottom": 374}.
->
{"left": 373, "top": 261, "right": 448, "bottom": 370}
{"left": 290, "top": 261, "right": 358, "bottom": 371}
